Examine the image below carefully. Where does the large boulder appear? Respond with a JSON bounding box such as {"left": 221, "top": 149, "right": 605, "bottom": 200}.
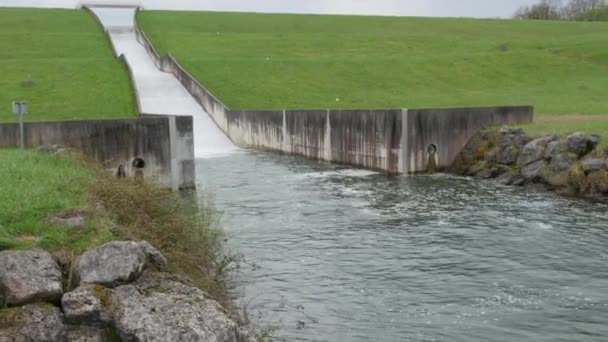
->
{"left": 111, "top": 272, "right": 254, "bottom": 342}
{"left": 74, "top": 241, "right": 166, "bottom": 288}
{"left": 496, "top": 171, "right": 526, "bottom": 186}
{"left": 0, "top": 250, "right": 63, "bottom": 306}
{"left": 61, "top": 285, "right": 112, "bottom": 326}
{"left": 549, "top": 153, "right": 578, "bottom": 172}
{"left": 566, "top": 132, "right": 600, "bottom": 157}
{"left": 495, "top": 127, "right": 532, "bottom": 165}
{"left": 0, "top": 304, "right": 67, "bottom": 342}
{"left": 582, "top": 158, "right": 608, "bottom": 173}
{"left": 517, "top": 135, "right": 559, "bottom": 168}
{"left": 521, "top": 160, "right": 549, "bottom": 183}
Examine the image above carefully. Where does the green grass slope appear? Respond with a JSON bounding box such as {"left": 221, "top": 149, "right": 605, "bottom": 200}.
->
{"left": 0, "top": 8, "right": 136, "bottom": 122}
{"left": 138, "top": 11, "right": 608, "bottom": 115}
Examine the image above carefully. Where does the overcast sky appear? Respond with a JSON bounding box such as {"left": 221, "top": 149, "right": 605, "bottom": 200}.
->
{"left": 0, "top": 0, "right": 540, "bottom": 18}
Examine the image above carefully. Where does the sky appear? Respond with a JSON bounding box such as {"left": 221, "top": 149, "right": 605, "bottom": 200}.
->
{"left": 0, "top": 0, "right": 540, "bottom": 18}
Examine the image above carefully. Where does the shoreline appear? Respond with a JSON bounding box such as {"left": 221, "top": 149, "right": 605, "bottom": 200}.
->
{"left": 0, "top": 149, "right": 253, "bottom": 341}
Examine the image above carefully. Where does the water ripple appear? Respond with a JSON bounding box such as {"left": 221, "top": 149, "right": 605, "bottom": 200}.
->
{"left": 197, "top": 152, "right": 608, "bottom": 342}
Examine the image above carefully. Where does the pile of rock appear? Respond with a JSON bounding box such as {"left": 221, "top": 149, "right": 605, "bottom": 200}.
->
{"left": 0, "top": 241, "right": 253, "bottom": 342}
{"left": 450, "top": 128, "right": 608, "bottom": 194}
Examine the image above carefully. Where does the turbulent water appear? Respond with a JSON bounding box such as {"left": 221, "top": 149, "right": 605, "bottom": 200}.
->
{"left": 196, "top": 151, "right": 608, "bottom": 342}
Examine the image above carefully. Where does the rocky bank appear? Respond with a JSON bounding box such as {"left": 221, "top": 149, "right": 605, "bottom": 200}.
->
{"left": 450, "top": 128, "right": 608, "bottom": 195}
{"left": 0, "top": 241, "right": 254, "bottom": 342}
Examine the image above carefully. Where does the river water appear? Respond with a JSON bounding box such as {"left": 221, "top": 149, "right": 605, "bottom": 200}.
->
{"left": 196, "top": 152, "right": 608, "bottom": 342}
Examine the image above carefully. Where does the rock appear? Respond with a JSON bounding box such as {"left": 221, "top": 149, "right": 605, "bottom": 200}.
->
{"left": 74, "top": 241, "right": 167, "bottom": 288}
{"left": 0, "top": 250, "right": 63, "bottom": 306}
{"left": 466, "top": 160, "right": 486, "bottom": 176}
{"left": 517, "top": 135, "right": 559, "bottom": 168}
{"left": 478, "top": 165, "right": 510, "bottom": 179}
{"left": 0, "top": 304, "right": 67, "bottom": 342}
{"left": 496, "top": 172, "right": 526, "bottom": 186}
{"left": 497, "top": 145, "right": 520, "bottom": 165}
{"left": 37, "top": 144, "right": 65, "bottom": 155}
{"left": 498, "top": 127, "right": 524, "bottom": 135}
{"left": 74, "top": 241, "right": 147, "bottom": 288}
{"left": 49, "top": 212, "right": 86, "bottom": 229}
{"left": 111, "top": 272, "right": 254, "bottom": 342}
{"left": 484, "top": 147, "right": 499, "bottom": 164}
{"left": 566, "top": 132, "right": 600, "bottom": 157}
{"left": 138, "top": 241, "right": 168, "bottom": 272}
{"left": 582, "top": 158, "right": 608, "bottom": 173}
{"left": 66, "top": 326, "right": 110, "bottom": 342}
{"left": 495, "top": 128, "right": 532, "bottom": 165}
{"left": 549, "top": 153, "right": 578, "bottom": 172}
{"left": 61, "top": 285, "right": 112, "bottom": 326}
{"left": 543, "top": 140, "right": 562, "bottom": 160}
{"left": 521, "top": 160, "right": 549, "bottom": 182}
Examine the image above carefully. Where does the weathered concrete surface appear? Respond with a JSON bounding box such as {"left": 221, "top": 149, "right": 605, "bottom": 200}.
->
{"left": 90, "top": 7, "right": 237, "bottom": 159}
{"left": 94, "top": 7, "right": 534, "bottom": 174}
{"left": 226, "top": 107, "right": 530, "bottom": 173}
{"left": 0, "top": 116, "right": 193, "bottom": 189}
{"left": 404, "top": 106, "right": 533, "bottom": 173}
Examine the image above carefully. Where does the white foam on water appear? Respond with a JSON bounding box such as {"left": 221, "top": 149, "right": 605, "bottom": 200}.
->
{"left": 296, "top": 169, "right": 378, "bottom": 180}
{"left": 90, "top": 7, "right": 238, "bottom": 159}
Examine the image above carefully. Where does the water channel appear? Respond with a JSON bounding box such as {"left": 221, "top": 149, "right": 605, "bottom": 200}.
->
{"left": 74, "top": 6, "right": 608, "bottom": 341}
{"left": 196, "top": 152, "right": 608, "bottom": 342}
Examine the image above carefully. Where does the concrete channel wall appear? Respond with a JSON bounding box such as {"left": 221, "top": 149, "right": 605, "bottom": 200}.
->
{"left": 0, "top": 117, "right": 194, "bottom": 190}
{"left": 226, "top": 107, "right": 532, "bottom": 174}
{"left": 133, "top": 11, "right": 533, "bottom": 174}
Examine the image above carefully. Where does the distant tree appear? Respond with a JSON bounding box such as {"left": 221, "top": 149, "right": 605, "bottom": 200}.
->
{"left": 564, "top": 0, "right": 608, "bottom": 19}
{"left": 514, "top": 0, "right": 563, "bottom": 20}
{"left": 515, "top": 0, "right": 608, "bottom": 20}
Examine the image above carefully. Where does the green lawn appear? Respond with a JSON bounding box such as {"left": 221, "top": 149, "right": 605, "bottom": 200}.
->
{"left": 138, "top": 11, "right": 608, "bottom": 114}
{"left": 0, "top": 8, "right": 136, "bottom": 122}
{"left": 0, "top": 150, "right": 113, "bottom": 252}
{"left": 518, "top": 120, "right": 608, "bottom": 148}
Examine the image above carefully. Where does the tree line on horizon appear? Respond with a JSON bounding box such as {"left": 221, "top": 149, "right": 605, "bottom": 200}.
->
{"left": 514, "top": 0, "right": 608, "bottom": 20}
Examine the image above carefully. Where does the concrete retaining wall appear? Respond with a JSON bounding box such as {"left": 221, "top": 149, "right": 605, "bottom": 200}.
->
{"left": 403, "top": 106, "right": 533, "bottom": 173}
{"left": 225, "top": 107, "right": 531, "bottom": 174}
{"left": 133, "top": 17, "right": 533, "bottom": 174}
{"left": 82, "top": 7, "right": 194, "bottom": 188}
{"left": 0, "top": 117, "right": 195, "bottom": 189}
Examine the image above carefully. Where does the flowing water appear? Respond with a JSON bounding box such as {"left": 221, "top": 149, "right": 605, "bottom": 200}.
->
{"left": 47, "top": 7, "right": 608, "bottom": 341}
{"left": 196, "top": 152, "right": 608, "bottom": 342}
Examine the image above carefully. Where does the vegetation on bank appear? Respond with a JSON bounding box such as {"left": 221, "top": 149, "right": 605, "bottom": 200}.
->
{"left": 514, "top": 0, "right": 608, "bottom": 21}
{"left": 0, "top": 149, "right": 230, "bottom": 306}
{"left": 138, "top": 11, "right": 608, "bottom": 114}
{"left": 0, "top": 8, "right": 136, "bottom": 122}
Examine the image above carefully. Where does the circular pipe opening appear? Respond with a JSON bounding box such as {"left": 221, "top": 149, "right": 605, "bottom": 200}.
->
{"left": 427, "top": 144, "right": 437, "bottom": 155}
{"left": 132, "top": 157, "right": 146, "bottom": 169}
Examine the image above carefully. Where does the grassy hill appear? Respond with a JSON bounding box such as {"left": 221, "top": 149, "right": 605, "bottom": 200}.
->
{"left": 138, "top": 11, "right": 608, "bottom": 115}
{"left": 0, "top": 8, "right": 136, "bottom": 122}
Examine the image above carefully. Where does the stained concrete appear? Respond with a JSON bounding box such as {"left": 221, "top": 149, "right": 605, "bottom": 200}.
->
{"left": 0, "top": 117, "right": 194, "bottom": 189}
{"left": 89, "top": 7, "right": 237, "bottom": 159}
{"left": 92, "top": 6, "right": 533, "bottom": 175}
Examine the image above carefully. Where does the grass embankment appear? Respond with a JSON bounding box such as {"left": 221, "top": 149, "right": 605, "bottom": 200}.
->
{"left": 0, "top": 150, "right": 229, "bottom": 305}
{"left": 138, "top": 11, "right": 608, "bottom": 115}
{"left": 0, "top": 8, "right": 136, "bottom": 122}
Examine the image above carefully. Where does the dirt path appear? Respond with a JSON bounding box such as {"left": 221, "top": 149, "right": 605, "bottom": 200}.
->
{"left": 535, "top": 115, "right": 608, "bottom": 123}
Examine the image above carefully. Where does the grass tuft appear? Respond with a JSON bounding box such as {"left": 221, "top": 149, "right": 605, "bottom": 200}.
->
{"left": 89, "top": 169, "right": 232, "bottom": 307}
{"left": 0, "top": 150, "right": 232, "bottom": 308}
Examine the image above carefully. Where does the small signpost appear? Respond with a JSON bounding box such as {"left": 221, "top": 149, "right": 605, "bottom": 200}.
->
{"left": 12, "top": 101, "right": 28, "bottom": 152}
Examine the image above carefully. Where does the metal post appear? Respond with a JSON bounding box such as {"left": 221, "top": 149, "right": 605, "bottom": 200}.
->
{"left": 12, "top": 101, "right": 27, "bottom": 153}
{"left": 19, "top": 112, "right": 24, "bottom": 152}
